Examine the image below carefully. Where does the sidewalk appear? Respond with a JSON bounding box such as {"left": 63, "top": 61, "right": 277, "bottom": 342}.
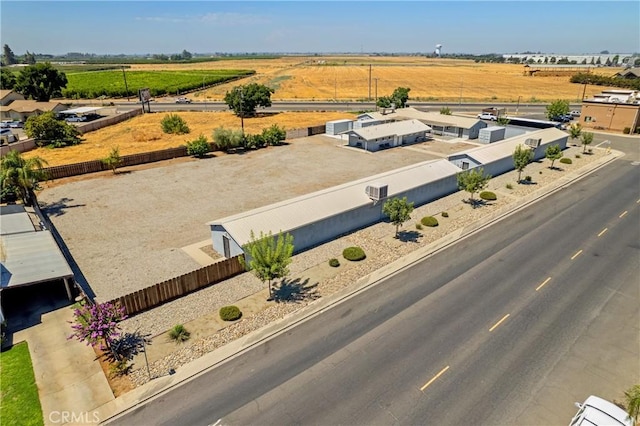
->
{"left": 94, "top": 148, "right": 623, "bottom": 424}
{"left": 12, "top": 307, "right": 114, "bottom": 426}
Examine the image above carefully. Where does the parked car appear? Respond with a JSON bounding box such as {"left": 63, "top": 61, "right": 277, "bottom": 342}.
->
{"left": 570, "top": 110, "right": 581, "bottom": 117}
{"left": 9, "top": 121, "right": 24, "bottom": 128}
{"left": 569, "top": 395, "right": 634, "bottom": 426}
{"left": 551, "top": 115, "right": 571, "bottom": 123}
{"left": 0, "top": 120, "right": 13, "bottom": 128}
{"left": 175, "top": 97, "right": 191, "bottom": 104}
{"left": 477, "top": 113, "right": 497, "bottom": 121}
{"left": 0, "top": 129, "right": 17, "bottom": 144}
{"left": 65, "top": 115, "right": 88, "bottom": 122}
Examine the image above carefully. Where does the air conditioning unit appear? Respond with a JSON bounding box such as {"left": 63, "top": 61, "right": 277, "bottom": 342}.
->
{"left": 524, "top": 138, "right": 541, "bottom": 148}
{"left": 365, "top": 183, "right": 388, "bottom": 201}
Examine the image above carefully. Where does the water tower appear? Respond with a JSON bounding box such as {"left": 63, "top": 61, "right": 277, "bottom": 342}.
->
{"left": 435, "top": 44, "right": 442, "bottom": 57}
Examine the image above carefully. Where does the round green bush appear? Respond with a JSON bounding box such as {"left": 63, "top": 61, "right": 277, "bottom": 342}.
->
{"left": 560, "top": 157, "right": 573, "bottom": 164}
{"left": 421, "top": 216, "right": 439, "bottom": 227}
{"left": 479, "top": 191, "right": 497, "bottom": 201}
{"left": 415, "top": 223, "right": 423, "bottom": 230}
{"left": 524, "top": 175, "right": 532, "bottom": 182}
{"left": 219, "top": 305, "right": 242, "bottom": 321}
{"left": 329, "top": 258, "right": 340, "bottom": 267}
{"left": 441, "top": 211, "right": 449, "bottom": 218}
{"left": 342, "top": 246, "right": 366, "bottom": 261}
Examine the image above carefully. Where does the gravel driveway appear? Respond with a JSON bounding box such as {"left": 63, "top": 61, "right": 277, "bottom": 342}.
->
{"left": 38, "top": 135, "right": 443, "bottom": 301}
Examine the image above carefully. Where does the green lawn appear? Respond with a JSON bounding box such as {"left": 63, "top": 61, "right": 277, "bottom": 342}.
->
{"left": 0, "top": 342, "right": 43, "bottom": 426}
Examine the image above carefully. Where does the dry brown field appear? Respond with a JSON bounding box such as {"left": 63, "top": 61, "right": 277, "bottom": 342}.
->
{"left": 24, "top": 111, "right": 353, "bottom": 166}
{"left": 132, "top": 56, "right": 622, "bottom": 103}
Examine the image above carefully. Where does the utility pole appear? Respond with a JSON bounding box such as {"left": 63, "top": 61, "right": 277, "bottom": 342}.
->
{"left": 581, "top": 83, "right": 587, "bottom": 100}
{"left": 121, "top": 66, "right": 130, "bottom": 101}
{"left": 368, "top": 64, "right": 372, "bottom": 101}
{"left": 516, "top": 95, "right": 521, "bottom": 114}
{"left": 374, "top": 78, "right": 378, "bottom": 110}
{"left": 239, "top": 87, "right": 244, "bottom": 137}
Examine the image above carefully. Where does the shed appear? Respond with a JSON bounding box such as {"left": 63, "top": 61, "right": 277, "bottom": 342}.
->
{"left": 344, "top": 119, "right": 431, "bottom": 152}
{"left": 478, "top": 126, "right": 506, "bottom": 144}
{"left": 326, "top": 119, "right": 353, "bottom": 135}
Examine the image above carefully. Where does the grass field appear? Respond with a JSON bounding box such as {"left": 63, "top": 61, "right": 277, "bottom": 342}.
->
{"left": 24, "top": 111, "right": 354, "bottom": 166}
{"left": 128, "top": 56, "right": 623, "bottom": 103}
{"left": 0, "top": 342, "right": 44, "bottom": 426}
{"left": 62, "top": 69, "right": 254, "bottom": 99}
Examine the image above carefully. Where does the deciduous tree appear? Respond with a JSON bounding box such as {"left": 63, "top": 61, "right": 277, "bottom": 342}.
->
{"left": 102, "top": 147, "right": 123, "bottom": 174}
{"left": 241, "top": 230, "right": 295, "bottom": 301}
{"left": 545, "top": 99, "right": 570, "bottom": 120}
{"left": 14, "top": 62, "right": 67, "bottom": 101}
{"left": 382, "top": 197, "right": 415, "bottom": 238}
{"left": 0, "top": 67, "right": 16, "bottom": 90}
{"left": 569, "top": 123, "right": 582, "bottom": 144}
{"left": 513, "top": 144, "right": 534, "bottom": 183}
{"left": 224, "top": 83, "right": 274, "bottom": 117}
{"left": 545, "top": 144, "right": 563, "bottom": 168}
{"left": 391, "top": 87, "right": 411, "bottom": 108}
{"left": 581, "top": 131, "right": 594, "bottom": 153}
{"left": 0, "top": 150, "right": 48, "bottom": 205}
{"left": 457, "top": 167, "right": 491, "bottom": 204}
{"left": 68, "top": 302, "right": 127, "bottom": 358}
{"left": 24, "top": 111, "right": 81, "bottom": 148}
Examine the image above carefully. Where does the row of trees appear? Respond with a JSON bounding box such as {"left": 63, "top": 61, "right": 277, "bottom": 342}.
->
{"left": 571, "top": 72, "right": 640, "bottom": 91}
{"left": 1, "top": 62, "right": 68, "bottom": 101}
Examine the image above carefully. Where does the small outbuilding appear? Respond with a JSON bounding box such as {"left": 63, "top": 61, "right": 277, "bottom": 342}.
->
{"left": 325, "top": 119, "right": 353, "bottom": 135}
{"left": 344, "top": 119, "right": 431, "bottom": 152}
{"left": 478, "top": 126, "right": 506, "bottom": 144}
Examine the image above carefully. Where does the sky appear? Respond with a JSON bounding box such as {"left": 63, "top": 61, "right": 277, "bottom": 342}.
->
{"left": 1, "top": 1, "right": 638, "bottom": 56}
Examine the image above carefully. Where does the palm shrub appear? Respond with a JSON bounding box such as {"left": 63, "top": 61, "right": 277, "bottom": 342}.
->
{"left": 186, "top": 134, "right": 210, "bottom": 158}
{"left": 0, "top": 150, "right": 48, "bottom": 205}
{"left": 161, "top": 113, "right": 190, "bottom": 134}
{"left": 343, "top": 246, "right": 366, "bottom": 261}
{"left": 219, "top": 306, "right": 242, "bottom": 321}
{"left": 480, "top": 191, "right": 497, "bottom": 201}
{"left": 168, "top": 324, "right": 190, "bottom": 343}
{"left": 421, "top": 216, "right": 439, "bottom": 227}
{"left": 624, "top": 384, "right": 640, "bottom": 424}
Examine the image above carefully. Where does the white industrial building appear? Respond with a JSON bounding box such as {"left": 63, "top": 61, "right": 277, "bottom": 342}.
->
{"left": 357, "top": 108, "right": 487, "bottom": 139}
{"left": 209, "top": 127, "right": 569, "bottom": 259}
{"left": 344, "top": 119, "right": 431, "bottom": 152}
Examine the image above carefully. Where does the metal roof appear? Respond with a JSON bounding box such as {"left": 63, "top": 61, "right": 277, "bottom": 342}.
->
{"left": 362, "top": 108, "right": 484, "bottom": 129}
{"left": 1, "top": 231, "right": 73, "bottom": 288}
{"left": 449, "top": 127, "right": 568, "bottom": 165}
{"left": 209, "top": 159, "right": 461, "bottom": 247}
{"left": 345, "top": 119, "right": 431, "bottom": 140}
{"left": 59, "top": 106, "right": 104, "bottom": 115}
{"left": 0, "top": 205, "right": 35, "bottom": 235}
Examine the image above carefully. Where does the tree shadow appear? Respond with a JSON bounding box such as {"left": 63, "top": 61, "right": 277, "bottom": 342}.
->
{"left": 463, "top": 198, "right": 488, "bottom": 209}
{"left": 548, "top": 166, "right": 564, "bottom": 171}
{"left": 273, "top": 277, "right": 320, "bottom": 304}
{"left": 517, "top": 180, "right": 538, "bottom": 186}
{"left": 41, "top": 197, "right": 86, "bottom": 217}
{"left": 397, "top": 230, "right": 422, "bottom": 243}
{"left": 106, "top": 330, "right": 152, "bottom": 363}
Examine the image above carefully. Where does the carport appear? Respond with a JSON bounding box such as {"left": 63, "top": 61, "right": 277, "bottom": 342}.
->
{"left": 0, "top": 206, "right": 75, "bottom": 323}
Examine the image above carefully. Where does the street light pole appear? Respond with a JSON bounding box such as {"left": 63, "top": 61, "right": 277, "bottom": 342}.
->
{"left": 516, "top": 95, "right": 521, "bottom": 114}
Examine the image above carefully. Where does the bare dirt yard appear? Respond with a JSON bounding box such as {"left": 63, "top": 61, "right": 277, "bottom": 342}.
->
{"left": 37, "top": 135, "right": 443, "bottom": 302}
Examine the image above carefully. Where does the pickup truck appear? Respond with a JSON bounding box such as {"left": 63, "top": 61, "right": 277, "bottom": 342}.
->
{"left": 477, "top": 113, "right": 497, "bottom": 121}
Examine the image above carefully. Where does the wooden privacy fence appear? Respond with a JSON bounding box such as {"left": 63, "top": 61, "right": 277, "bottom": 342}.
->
{"left": 109, "top": 256, "right": 245, "bottom": 317}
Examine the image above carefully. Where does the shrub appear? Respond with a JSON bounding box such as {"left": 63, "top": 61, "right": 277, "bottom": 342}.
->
{"left": 524, "top": 175, "right": 532, "bottom": 182}
{"left": 102, "top": 146, "right": 122, "bottom": 174}
{"left": 539, "top": 171, "right": 543, "bottom": 174}
{"left": 161, "top": 113, "right": 190, "bottom": 134}
{"left": 186, "top": 134, "right": 210, "bottom": 158}
{"left": 506, "top": 183, "right": 513, "bottom": 189}
{"left": 421, "top": 216, "right": 439, "bottom": 227}
{"left": 560, "top": 157, "right": 573, "bottom": 164}
{"left": 329, "top": 258, "right": 340, "bottom": 267}
{"left": 219, "top": 305, "right": 242, "bottom": 321}
{"left": 480, "top": 191, "right": 497, "bottom": 201}
{"left": 342, "top": 246, "right": 366, "bottom": 261}
{"left": 623, "top": 127, "right": 631, "bottom": 134}
{"left": 415, "top": 223, "right": 423, "bottom": 230}
{"left": 575, "top": 154, "right": 581, "bottom": 158}
{"left": 168, "top": 324, "right": 190, "bottom": 343}
{"left": 441, "top": 211, "right": 449, "bottom": 218}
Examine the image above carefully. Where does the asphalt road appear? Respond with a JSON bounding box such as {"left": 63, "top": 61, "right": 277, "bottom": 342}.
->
{"left": 108, "top": 160, "right": 639, "bottom": 425}
{"left": 114, "top": 101, "right": 569, "bottom": 115}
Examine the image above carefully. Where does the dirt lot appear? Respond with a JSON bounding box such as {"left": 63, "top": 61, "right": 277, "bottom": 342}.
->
{"left": 37, "top": 135, "right": 448, "bottom": 302}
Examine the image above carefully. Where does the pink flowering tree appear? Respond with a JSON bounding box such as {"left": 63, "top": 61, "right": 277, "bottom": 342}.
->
{"left": 68, "top": 301, "right": 127, "bottom": 358}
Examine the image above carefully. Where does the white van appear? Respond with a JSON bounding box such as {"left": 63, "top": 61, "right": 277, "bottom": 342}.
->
{"left": 0, "top": 129, "right": 17, "bottom": 144}
{"left": 570, "top": 395, "right": 634, "bottom": 426}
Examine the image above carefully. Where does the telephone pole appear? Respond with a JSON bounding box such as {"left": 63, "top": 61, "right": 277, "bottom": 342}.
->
{"left": 368, "top": 64, "right": 372, "bottom": 101}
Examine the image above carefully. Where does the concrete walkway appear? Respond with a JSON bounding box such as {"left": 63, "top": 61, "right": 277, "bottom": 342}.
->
{"left": 12, "top": 307, "right": 114, "bottom": 426}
